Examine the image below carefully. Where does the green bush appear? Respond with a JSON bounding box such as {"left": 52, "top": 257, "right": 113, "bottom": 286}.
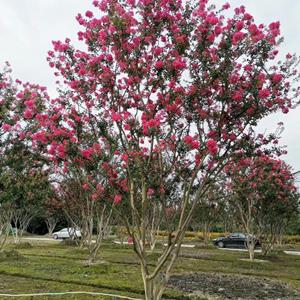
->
{"left": 282, "top": 235, "right": 300, "bottom": 244}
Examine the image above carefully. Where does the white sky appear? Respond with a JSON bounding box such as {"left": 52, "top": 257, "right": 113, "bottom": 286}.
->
{"left": 0, "top": 0, "right": 299, "bottom": 171}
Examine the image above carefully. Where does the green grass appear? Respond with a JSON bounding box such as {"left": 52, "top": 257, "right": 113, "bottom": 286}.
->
{"left": 0, "top": 241, "right": 299, "bottom": 299}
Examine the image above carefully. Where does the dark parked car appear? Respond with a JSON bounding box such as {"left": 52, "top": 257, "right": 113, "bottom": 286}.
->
{"left": 212, "top": 232, "right": 260, "bottom": 249}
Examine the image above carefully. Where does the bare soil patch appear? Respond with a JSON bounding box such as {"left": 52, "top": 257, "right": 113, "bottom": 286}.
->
{"left": 168, "top": 272, "right": 300, "bottom": 299}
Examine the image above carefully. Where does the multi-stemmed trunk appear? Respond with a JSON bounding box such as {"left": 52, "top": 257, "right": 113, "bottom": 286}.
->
{"left": 136, "top": 236, "right": 184, "bottom": 300}
{"left": 146, "top": 203, "right": 162, "bottom": 253}
{"left": 11, "top": 209, "right": 34, "bottom": 244}
{"left": 45, "top": 216, "right": 58, "bottom": 236}
{"left": 0, "top": 222, "right": 9, "bottom": 251}
{"left": 246, "top": 235, "right": 255, "bottom": 261}
{"left": 125, "top": 179, "right": 204, "bottom": 300}
{"left": 0, "top": 205, "right": 13, "bottom": 251}
{"left": 236, "top": 197, "right": 257, "bottom": 261}
{"left": 203, "top": 222, "right": 211, "bottom": 246}
{"left": 87, "top": 205, "right": 112, "bottom": 265}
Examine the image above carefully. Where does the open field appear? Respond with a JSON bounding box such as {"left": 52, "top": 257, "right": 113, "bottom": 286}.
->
{"left": 0, "top": 239, "right": 300, "bottom": 299}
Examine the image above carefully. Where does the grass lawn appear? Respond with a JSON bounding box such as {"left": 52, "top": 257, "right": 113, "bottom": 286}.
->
{"left": 0, "top": 240, "right": 299, "bottom": 299}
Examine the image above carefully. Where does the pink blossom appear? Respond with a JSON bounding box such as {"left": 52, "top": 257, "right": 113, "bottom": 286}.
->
{"left": 155, "top": 61, "right": 164, "bottom": 69}
{"left": 236, "top": 21, "right": 244, "bottom": 31}
{"left": 2, "top": 124, "right": 11, "bottom": 132}
{"left": 244, "top": 65, "right": 252, "bottom": 72}
{"left": 82, "top": 183, "right": 89, "bottom": 190}
{"left": 81, "top": 148, "right": 94, "bottom": 160}
{"left": 272, "top": 74, "right": 282, "bottom": 84}
{"left": 259, "top": 88, "right": 270, "bottom": 99}
{"left": 249, "top": 24, "right": 259, "bottom": 35}
{"left": 114, "top": 194, "right": 122, "bottom": 205}
{"left": 121, "top": 153, "right": 129, "bottom": 162}
{"left": 183, "top": 135, "right": 193, "bottom": 145}
{"left": 85, "top": 10, "right": 93, "bottom": 18}
{"left": 206, "top": 16, "right": 219, "bottom": 25}
{"left": 269, "top": 21, "right": 280, "bottom": 30}
{"left": 23, "top": 109, "right": 33, "bottom": 119}
{"left": 24, "top": 100, "right": 35, "bottom": 108}
{"left": 112, "top": 112, "right": 121, "bottom": 122}
{"left": 191, "top": 140, "right": 200, "bottom": 149}
{"left": 229, "top": 134, "right": 236, "bottom": 141}
{"left": 222, "top": 3, "right": 230, "bottom": 9}
{"left": 31, "top": 131, "right": 47, "bottom": 144}
{"left": 243, "top": 13, "right": 253, "bottom": 20}
{"left": 147, "top": 119, "right": 159, "bottom": 128}
{"left": 124, "top": 124, "right": 131, "bottom": 130}
{"left": 206, "top": 139, "right": 218, "bottom": 156}
{"left": 175, "top": 35, "right": 186, "bottom": 44}
{"left": 232, "top": 90, "right": 243, "bottom": 102}
{"left": 173, "top": 58, "right": 186, "bottom": 70}
{"left": 57, "top": 145, "right": 66, "bottom": 159}
{"left": 208, "top": 33, "right": 215, "bottom": 43}
{"left": 232, "top": 32, "right": 245, "bottom": 45}
{"left": 147, "top": 188, "right": 155, "bottom": 196}
{"left": 91, "top": 193, "right": 98, "bottom": 201}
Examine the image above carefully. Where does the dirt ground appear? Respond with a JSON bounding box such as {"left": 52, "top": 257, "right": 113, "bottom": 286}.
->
{"left": 168, "top": 272, "right": 300, "bottom": 300}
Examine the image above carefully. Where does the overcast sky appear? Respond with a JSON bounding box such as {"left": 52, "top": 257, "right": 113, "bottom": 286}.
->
{"left": 0, "top": 0, "right": 299, "bottom": 171}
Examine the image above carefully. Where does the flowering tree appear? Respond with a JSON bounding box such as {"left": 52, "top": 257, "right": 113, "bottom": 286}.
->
{"left": 226, "top": 155, "right": 299, "bottom": 260}
{"left": 0, "top": 64, "right": 50, "bottom": 247}
{"left": 44, "top": 195, "right": 64, "bottom": 236}
{"left": 0, "top": 64, "right": 15, "bottom": 249}
{"left": 57, "top": 174, "right": 113, "bottom": 264}
{"left": 191, "top": 182, "right": 227, "bottom": 244}
{"left": 252, "top": 159, "right": 298, "bottom": 255}
{"left": 27, "top": 0, "right": 300, "bottom": 298}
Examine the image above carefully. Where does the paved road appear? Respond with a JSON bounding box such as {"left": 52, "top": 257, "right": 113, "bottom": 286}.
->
{"left": 19, "top": 237, "right": 300, "bottom": 256}
{"left": 284, "top": 250, "right": 300, "bottom": 256}
{"left": 219, "top": 248, "right": 262, "bottom": 253}
{"left": 22, "top": 237, "right": 60, "bottom": 242}
{"left": 219, "top": 247, "right": 300, "bottom": 256}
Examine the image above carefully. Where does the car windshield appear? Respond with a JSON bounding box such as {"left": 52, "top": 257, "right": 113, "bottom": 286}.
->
{"left": 229, "top": 233, "right": 245, "bottom": 238}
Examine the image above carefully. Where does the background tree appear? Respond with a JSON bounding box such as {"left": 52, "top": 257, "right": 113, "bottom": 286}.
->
{"left": 226, "top": 155, "right": 299, "bottom": 259}
{"left": 191, "top": 181, "right": 227, "bottom": 244}
{"left": 3, "top": 142, "right": 51, "bottom": 243}
{"left": 58, "top": 173, "right": 114, "bottom": 264}
{"left": 43, "top": 195, "right": 65, "bottom": 236}
{"left": 254, "top": 161, "right": 299, "bottom": 255}
{"left": 0, "top": 63, "right": 50, "bottom": 246}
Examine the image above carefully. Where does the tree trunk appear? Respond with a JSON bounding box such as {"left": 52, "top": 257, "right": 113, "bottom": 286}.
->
{"left": 203, "top": 223, "right": 211, "bottom": 245}
{"left": 87, "top": 205, "right": 112, "bottom": 264}
{"left": 14, "top": 227, "right": 19, "bottom": 244}
{"left": 0, "top": 227, "right": 9, "bottom": 251}
{"left": 45, "top": 217, "right": 58, "bottom": 236}
{"left": 0, "top": 206, "right": 13, "bottom": 251}
{"left": 142, "top": 270, "right": 164, "bottom": 300}
{"left": 246, "top": 236, "right": 255, "bottom": 261}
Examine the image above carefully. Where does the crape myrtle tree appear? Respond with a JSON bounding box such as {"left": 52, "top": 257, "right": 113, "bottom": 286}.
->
{"left": 44, "top": 195, "right": 64, "bottom": 236}
{"left": 0, "top": 63, "right": 50, "bottom": 247}
{"left": 252, "top": 158, "right": 298, "bottom": 255}
{"left": 3, "top": 141, "right": 52, "bottom": 244}
{"left": 225, "top": 155, "right": 299, "bottom": 260}
{"left": 0, "top": 64, "right": 15, "bottom": 250}
{"left": 190, "top": 181, "right": 227, "bottom": 244}
{"left": 57, "top": 172, "right": 114, "bottom": 264}
{"left": 28, "top": 0, "right": 300, "bottom": 298}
